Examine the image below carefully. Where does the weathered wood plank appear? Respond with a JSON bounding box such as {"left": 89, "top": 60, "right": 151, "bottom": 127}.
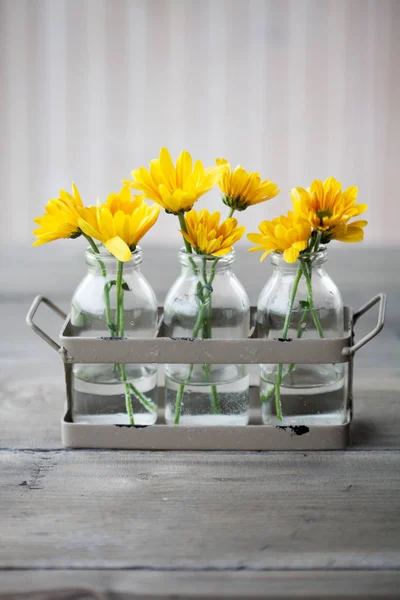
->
{"left": 1, "top": 450, "right": 399, "bottom": 570}
{"left": 0, "top": 362, "right": 65, "bottom": 449}
{"left": 1, "top": 570, "right": 400, "bottom": 599}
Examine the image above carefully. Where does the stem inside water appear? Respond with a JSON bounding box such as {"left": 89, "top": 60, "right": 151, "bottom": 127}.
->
{"left": 273, "top": 240, "right": 326, "bottom": 420}
{"left": 173, "top": 255, "right": 221, "bottom": 424}
{"left": 81, "top": 239, "right": 155, "bottom": 425}
{"left": 201, "top": 257, "right": 221, "bottom": 414}
{"left": 274, "top": 264, "right": 303, "bottom": 421}
{"left": 284, "top": 306, "right": 309, "bottom": 378}
{"left": 115, "top": 260, "right": 134, "bottom": 425}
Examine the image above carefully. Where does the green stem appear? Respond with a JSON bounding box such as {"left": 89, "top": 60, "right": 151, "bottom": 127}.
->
{"left": 178, "top": 212, "right": 192, "bottom": 255}
{"left": 120, "top": 364, "right": 134, "bottom": 425}
{"left": 174, "top": 256, "right": 222, "bottom": 424}
{"left": 174, "top": 303, "right": 206, "bottom": 425}
{"left": 285, "top": 307, "right": 309, "bottom": 377}
{"left": 300, "top": 260, "right": 324, "bottom": 339}
{"left": 304, "top": 232, "right": 325, "bottom": 339}
{"left": 208, "top": 259, "right": 221, "bottom": 414}
{"left": 192, "top": 302, "right": 207, "bottom": 338}
{"left": 210, "top": 384, "right": 221, "bottom": 414}
{"left": 128, "top": 383, "right": 157, "bottom": 414}
{"left": 174, "top": 384, "right": 185, "bottom": 425}
{"left": 82, "top": 233, "right": 99, "bottom": 255}
{"left": 174, "top": 364, "right": 194, "bottom": 424}
{"left": 228, "top": 207, "right": 235, "bottom": 218}
{"left": 115, "top": 260, "right": 134, "bottom": 425}
{"left": 209, "top": 257, "right": 219, "bottom": 286}
{"left": 274, "top": 264, "right": 303, "bottom": 421}
{"left": 81, "top": 233, "right": 116, "bottom": 336}
{"left": 313, "top": 230, "right": 323, "bottom": 253}
{"left": 116, "top": 260, "right": 124, "bottom": 337}
{"left": 178, "top": 212, "right": 200, "bottom": 277}
{"left": 201, "top": 257, "right": 221, "bottom": 414}
{"left": 284, "top": 234, "right": 325, "bottom": 381}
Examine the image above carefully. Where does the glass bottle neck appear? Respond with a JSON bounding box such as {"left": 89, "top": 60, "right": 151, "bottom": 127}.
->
{"left": 85, "top": 247, "right": 143, "bottom": 275}
{"left": 270, "top": 249, "right": 328, "bottom": 274}
{"left": 179, "top": 248, "right": 235, "bottom": 277}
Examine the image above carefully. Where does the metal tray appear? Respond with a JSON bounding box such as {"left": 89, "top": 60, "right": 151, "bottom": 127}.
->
{"left": 61, "top": 387, "right": 350, "bottom": 450}
{"left": 27, "top": 294, "right": 386, "bottom": 451}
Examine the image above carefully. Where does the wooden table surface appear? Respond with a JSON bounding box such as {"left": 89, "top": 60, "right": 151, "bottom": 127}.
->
{"left": 1, "top": 246, "right": 399, "bottom": 599}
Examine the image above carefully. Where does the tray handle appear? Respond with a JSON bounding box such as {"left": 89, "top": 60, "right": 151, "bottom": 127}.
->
{"left": 343, "top": 293, "right": 386, "bottom": 357}
{"left": 26, "top": 295, "right": 67, "bottom": 353}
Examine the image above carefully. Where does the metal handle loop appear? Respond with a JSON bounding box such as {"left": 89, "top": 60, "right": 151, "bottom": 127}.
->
{"left": 26, "top": 295, "right": 67, "bottom": 352}
{"left": 343, "top": 293, "right": 387, "bottom": 357}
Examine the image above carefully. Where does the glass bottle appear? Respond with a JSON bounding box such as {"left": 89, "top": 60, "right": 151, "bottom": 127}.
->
{"left": 163, "top": 249, "right": 250, "bottom": 425}
{"left": 257, "top": 248, "right": 347, "bottom": 426}
{"left": 70, "top": 246, "right": 158, "bottom": 425}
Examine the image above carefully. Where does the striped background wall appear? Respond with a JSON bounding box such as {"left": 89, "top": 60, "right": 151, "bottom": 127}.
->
{"left": 1, "top": 0, "right": 399, "bottom": 250}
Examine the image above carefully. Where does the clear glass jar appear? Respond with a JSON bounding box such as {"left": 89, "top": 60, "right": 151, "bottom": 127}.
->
{"left": 257, "top": 248, "right": 347, "bottom": 426}
{"left": 70, "top": 247, "right": 158, "bottom": 425}
{"left": 163, "top": 249, "right": 250, "bottom": 425}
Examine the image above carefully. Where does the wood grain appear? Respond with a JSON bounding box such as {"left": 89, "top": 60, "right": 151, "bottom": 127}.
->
{"left": 1, "top": 450, "right": 400, "bottom": 570}
{"left": 1, "top": 570, "right": 400, "bottom": 599}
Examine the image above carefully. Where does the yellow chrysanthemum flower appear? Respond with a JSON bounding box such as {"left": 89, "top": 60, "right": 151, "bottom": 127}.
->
{"left": 33, "top": 183, "right": 83, "bottom": 246}
{"left": 181, "top": 209, "right": 245, "bottom": 257}
{"left": 247, "top": 211, "right": 312, "bottom": 263}
{"left": 78, "top": 186, "right": 160, "bottom": 262}
{"left": 291, "top": 177, "right": 368, "bottom": 234}
{"left": 330, "top": 219, "right": 368, "bottom": 243}
{"left": 216, "top": 158, "right": 280, "bottom": 212}
{"left": 125, "top": 148, "right": 227, "bottom": 214}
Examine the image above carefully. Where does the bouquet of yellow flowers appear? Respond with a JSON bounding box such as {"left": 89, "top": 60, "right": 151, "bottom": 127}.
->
{"left": 33, "top": 148, "right": 367, "bottom": 428}
{"left": 34, "top": 184, "right": 161, "bottom": 424}
{"left": 125, "top": 149, "right": 279, "bottom": 424}
{"left": 247, "top": 177, "right": 368, "bottom": 421}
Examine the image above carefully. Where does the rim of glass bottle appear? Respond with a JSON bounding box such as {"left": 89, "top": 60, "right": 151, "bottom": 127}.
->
{"left": 85, "top": 245, "right": 143, "bottom": 266}
{"left": 270, "top": 247, "right": 328, "bottom": 268}
{"left": 178, "top": 247, "right": 236, "bottom": 267}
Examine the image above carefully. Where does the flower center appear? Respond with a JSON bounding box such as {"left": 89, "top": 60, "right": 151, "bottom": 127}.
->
{"left": 316, "top": 209, "right": 333, "bottom": 220}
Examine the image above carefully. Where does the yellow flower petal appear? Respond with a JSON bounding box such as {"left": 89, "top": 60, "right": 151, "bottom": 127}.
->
{"left": 78, "top": 218, "right": 103, "bottom": 242}
{"left": 292, "top": 240, "right": 308, "bottom": 251}
{"left": 126, "top": 148, "right": 226, "bottom": 214}
{"left": 176, "top": 150, "right": 192, "bottom": 188}
{"left": 283, "top": 247, "right": 299, "bottom": 263}
{"left": 248, "top": 210, "right": 311, "bottom": 263}
{"left": 293, "top": 177, "right": 367, "bottom": 237}
{"left": 77, "top": 188, "right": 160, "bottom": 256}
{"left": 216, "top": 159, "right": 279, "bottom": 209}
{"left": 159, "top": 147, "right": 177, "bottom": 190}
{"left": 260, "top": 249, "right": 273, "bottom": 262}
{"left": 32, "top": 183, "right": 84, "bottom": 246}
{"left": 104, "top": 236, "right": 132, "bottom": 262}
{"left": 182, "top": 208, "right": 244, "bottom": 256}
{"left": 213, "top": 247, "right": 232, "bottom": 256}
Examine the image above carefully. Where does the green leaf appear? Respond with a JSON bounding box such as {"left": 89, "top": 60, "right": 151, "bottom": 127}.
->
{"left": 105, "top": 280, "right": 116, "bottom": 293}
{"left": 196, "top": 281, "right": 204, "bottom": 301}
{"left": 299, "top": 300, "right": 309, "bottom": 309}
{"left": 122, "top": 282, "right": 130, "bottom": 291}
